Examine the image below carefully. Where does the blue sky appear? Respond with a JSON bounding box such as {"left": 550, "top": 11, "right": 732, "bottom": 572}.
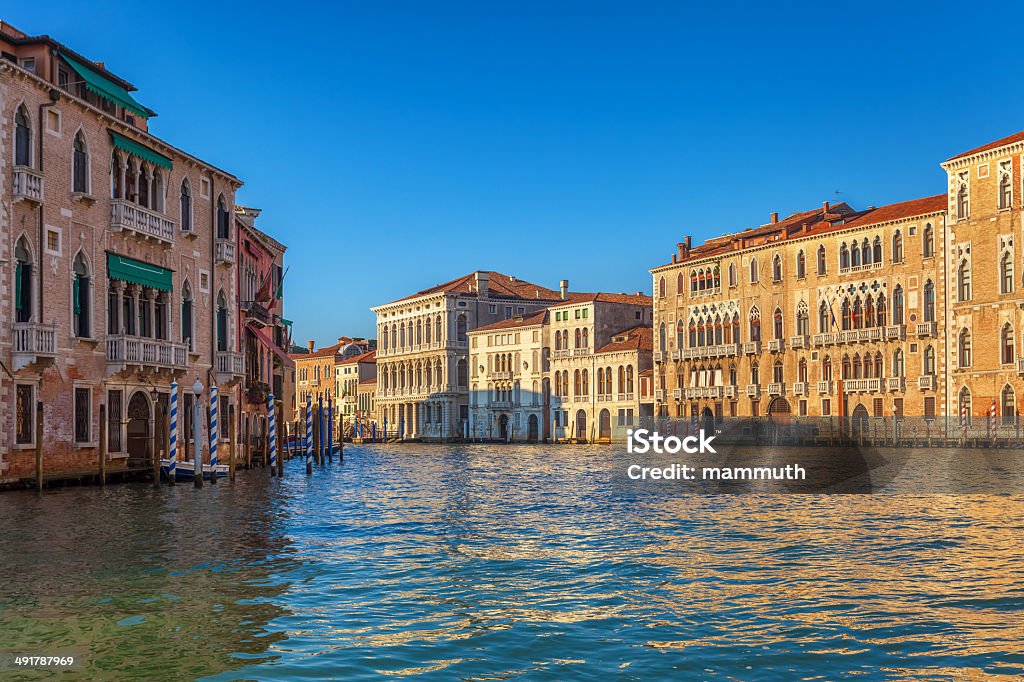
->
{"left": 10, "top": 2, "right": 1024, "bottom": 345}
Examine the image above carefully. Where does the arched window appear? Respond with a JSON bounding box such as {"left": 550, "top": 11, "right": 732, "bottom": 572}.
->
{"left": 872, "top": 236, "right": 882, "bottom": 264}
{"left": 696, "top": 318, "right": 705, "bottom": 347}
{"left": 822, "top": 355, "right": 833, "bottom": 381}
{"left": 749, "top": 258, "right": 759, "bottom": 284}
{"left": 922, "top": 282, "right": 934, "bottom": 323}
{"left": 605, "top": 367, "right": 613, "bottom": 395}
{"left": 626, "top": 365, "right": 634, "bottom": 393}
{"left": 840, "top": 243, "right": 850, "bottom": 270}
{"left": 574, "top": 328, "right": 582, "bottom": 348}
{"left": 181, "top": 280, "right": 194, "bottom": 351}
{"left": 217, "top": 195, "right": 231, "bottom": 239}
{"left": 435, "top": 315, "right": 442, "bottom": 343}
{"left": 842, "top": 354, "right": 852, "bottom": 379}
{"left": 180, "top": 180, "right": 193, "bottom": 232}
{"left": 773, "top": 307, "right": 783, "bottom": 339}
{"left": 796, "top": 302, "right": 809, "bottom": 336}
{"left": 750, "top": 360, "right": 760, "bottom": 385}
{"left": 73, "top": 131, "right": 89, "bottom": 193}
{"left": 678, "top": 272, "right": 686, "bottom": 295}
{"left": 959, "top": 387, "right": 972, "bottom": 425}
{"left": 798, "top": 358, "right": 808, "bottom": 383}
{"left": 216, "top": 291, "right": 229, "bottom": 351}
{"left": 958, "top": 260, "right": 972, "bottom": 302}
{"left": 923, "top": 223, "right": 934, "bottom": 258}
{"left": 728, "top": 262, "right": 737, "bottom": 287}
{"left": 456, "top": 314, "right": 467, "bottom": 342}
{"left": 817, "top": 245, "right": 827, "bottom": 275}
{"left": 15, "top": 237, "right": 33, "bottom": 323}
{"left": 772, "top": 254, "right": 782, "bottom": 282}
{"left": 1001, "top": 252, "right": 1014, "bottom": 294}
{"left": 574, "top": 369, "right": 581, "bottom": 397}
{"left": 73, "top": 252, "right": 91, "bottom": 338}
{"left": 416, "top": 318, "right": 423, "bottom": 345}
{"left": 714, "top": 315, "right": 723, "bottom": 344}
{"left": 424, "top": 317, "right": 432, "bottom": 344}
{"left": 892, "top": 286, "right": 904, "bottom": 325}
{"left": 1001, "top": 385, "right": 1016, "bottom": 425}
{"left": 957, "top": 178, "right": 969, "bottom": 220}
{"left": 893, "top": 348, "right": 904, "bottom": 377}
{"left": 1002, "top": 323, "right": 1015, "bottom": 365}
{"left": 819, "top": 301, "right": 830, "bottom": 332}
{"left": 874, "top": 351, "right": 883, "bottom": 378}
{"left": 111, "top": 152, "right": 122, "bottom": 199}
{"left": 137, "top": 161, "right": 150, "bottom": 208}
{"left": 959, "top": 328, "right": 972, "bottom": 367}
{"left": 582, "top": 328, "right": 589, "bottom": 348}
{"left": 14, "top": 106, "right": 31, "bottom": 166}
{"left": 865, "top": 296, "right": 875, "bottom": 328}
{"left": 749, "top": 306, "right": 761, "bottom": 342}
{"left": 731, "top": 313, "right": 740, "bottom": 344}
{"left": 841, "top": 299, "right": 851, "bottom": 331}
{"left": 999, "top": 162, "right": 1013, "bottom": 210}
{"left": 399, "top": 322, "right": 406, "bottom": 348}
{"left": 658, "top": 277, "right": 666, "bottom": 298}
{"left": 659, "top": 322, "right": 666, "bottom": 351}
{"left": 582, "top": 369, "right": 589, "bottom": 396}
{"left": 796, "top": 250, "right": 806, "bottom": 279}
{"left": 151, "top": 168, "right": 164, "bottom": 212}
{"left": 773, "top": 358, "right": 784, "bottom": 383}
{"left": 676, "top": 320, "right": 685, "bottom": 348}
{"left": 876, "top": 294, "right": 887, "bottom": 327}
{"left": 851, "top": 241, "right": 861, "bottom": 267}
{"left": 381, "top": 325, "right": 389, "bottom": 351}
{"left": 852, "top": 298, "right": 864, "bottom": 330}
{"left": 923, "top": 345, "right": 935, "bottom": 376}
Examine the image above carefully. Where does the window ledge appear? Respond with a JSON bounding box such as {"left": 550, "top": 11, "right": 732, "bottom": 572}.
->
{"left": 107, "top": 452, "right": 128, "bottom": 460}
{"left": 71, "top": 192, "right": 96, "bottom": 205}
{"left": 75, "top": 336, "right": 100, "bottom": 345}
{"left": 74, "top": 441, "right": 99, "bottom": 449}
{"left": 182, "top": 230, "right": 198, "bottom": 239}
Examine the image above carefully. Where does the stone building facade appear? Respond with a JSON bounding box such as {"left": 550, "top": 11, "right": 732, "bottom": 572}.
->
{"left": 1, "top": 22, "right": 245, "bottom": 480}
{"left": 372, "top": 271, "right": 569, "bottom": 440}
{"left": 335, "top": 349, "right": 376, "bottom": 434}
{"left": 547, "top": 294, "right": 653, "bottom": 441}
{"left": 650, "top": 196, "right": 948, "bottom": 430}
{"left": 290, "top": 337, "right": 371, "bottom": 422}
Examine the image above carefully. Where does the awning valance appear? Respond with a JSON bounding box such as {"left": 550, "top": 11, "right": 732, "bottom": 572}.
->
{"left": 110, "top": 131, "right": 172, "bottom": 169}
{"left": 107, "top": 253, "right": 172, "bottom": 291}
{"left": 63, "top": 55, "right": 150, "bottom": 119}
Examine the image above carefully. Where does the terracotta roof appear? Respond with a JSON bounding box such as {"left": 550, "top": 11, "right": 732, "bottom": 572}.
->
{"left": 596, "top": 326, "right": 653, "bottom": 354}
{"left": 639, "top": 368, "right": 654, "bottom": 377}
{"left": 386, "top": 271, "right": 566, "bottom": 305}
{"left": 947, "top": 130, "right": 1024, "bottom": 162}
{"left": 550, "top": 292, "right": 652, "bottom": 306}
{"left": 471, "top": 309, "right": 549, "bottom": 333}
{"left": 358, "top": 379, "right": 377, "bottom": 387}
{"left": 291, "top": 343, "right": 342, "bottom": 361}
{"left": 834, "top": 195, "right": 946, "bottom": 231}
{"left": 338, "top": 349, "right": 376, "bottom": 365}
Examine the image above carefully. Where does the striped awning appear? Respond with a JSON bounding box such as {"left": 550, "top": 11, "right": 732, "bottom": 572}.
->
{"left": 107, "top": 253, "right": 172, "bottom": 291}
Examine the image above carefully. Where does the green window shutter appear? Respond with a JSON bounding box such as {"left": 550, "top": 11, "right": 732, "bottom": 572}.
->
{"left": 74, "top": 275, "right": 82, "bottom": 315}
{"left": 15, "top": 262, "right": 22, "bottom": 311}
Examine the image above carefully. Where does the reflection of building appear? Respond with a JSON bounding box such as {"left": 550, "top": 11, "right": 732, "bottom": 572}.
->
{"left": 372, "top": 271, "right": 570, "bottom": 440}
{"left": 335, "top": 350, "right": 376, "bottom": 434}
{"left": 468, "top": 310, "right": 549, "bottom": 441}
{"left": 651, "top": 197, "right": 948, "bottom": 425}
{"left": 235, "top": 207, "right": 292, "bottom": 463}
{"left": 1, "top": 21, "right": 244, "bottom": 480}
{"left": 547, "top": 294, "right": 653, "bottom": 441}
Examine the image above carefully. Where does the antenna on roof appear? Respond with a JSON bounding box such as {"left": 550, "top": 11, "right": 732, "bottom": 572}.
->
{"left": 834, "top": 190, "right": 842, "bottom": 200}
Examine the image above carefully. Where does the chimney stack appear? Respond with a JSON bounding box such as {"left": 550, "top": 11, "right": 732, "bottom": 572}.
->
{"left": 559, "top": 279, "right": 569, "bottom": 300}
{"left": 475, "top": 271, "right": 490, "bottom": 298}
{"left": 770, "top": 212, "right": 778, "bottom": 224}
{"left": 307, "top": 340, "right": 315, "bottom": 353}
{"left": 823, "top": 201, "right": 830, "bottom": 213}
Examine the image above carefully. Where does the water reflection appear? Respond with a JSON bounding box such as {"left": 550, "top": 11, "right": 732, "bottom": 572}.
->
{"left": 0, "top": 445, "right": 1022, "bottom": 680}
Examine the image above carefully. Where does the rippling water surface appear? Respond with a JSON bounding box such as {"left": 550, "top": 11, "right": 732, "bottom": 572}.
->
{"left": 1, "top": 445, "right": 1023, "bottom": 680}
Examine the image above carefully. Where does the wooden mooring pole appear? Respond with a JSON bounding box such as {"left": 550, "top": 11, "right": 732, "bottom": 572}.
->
{"left": 35, "top": 401, "right": 43, "bottom": 493}
{"left": 98, "top": 404, "right": 107, "bottom": 486}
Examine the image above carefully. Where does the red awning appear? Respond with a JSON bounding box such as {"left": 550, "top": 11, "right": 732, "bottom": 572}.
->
{"left": 247, "top": 323, "right": 294, "bottom": 368}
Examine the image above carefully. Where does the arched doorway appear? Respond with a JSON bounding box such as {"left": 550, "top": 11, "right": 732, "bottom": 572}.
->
{"left": 851, "top": 404, "right": 869, "bottom": 439}
{"left": 767, "top": 397, "right": 791, "bottom": 420}
{"left": 126, "top": 391, "right": 151, "bottom": 462}
{"left": 527, "top": 414, "right": 539, "bottom": 441}
{"left": 498, "top": 414, "right": 509, "bottom": 441}
{"left": 599, "top": 409, "right": 611, "bottom": 440}
{"left": 575, "top": 409, "right": 587, "bottom": 442}
{"left": 701, "top": 406, "right": 715, "bottom": 434}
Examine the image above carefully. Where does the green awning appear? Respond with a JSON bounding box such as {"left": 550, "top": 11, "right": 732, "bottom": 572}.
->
{"left": 110, "top": 131, "right": 172, "bottom": 169}
{"left": 62, "top": 54, "right": 150, "bottom": 119}
{"left": 107, "top": 254, "right": 172, "bottom": 292}
{"left": 276, "top": 316, "right": 293, "bottom": 327}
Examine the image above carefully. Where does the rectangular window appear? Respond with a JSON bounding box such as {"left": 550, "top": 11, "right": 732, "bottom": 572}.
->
{"left": 75, "top": 387, "right": 91, "bottom": 443}
{"left": 729, "top": 401, "right": 737, "bottom": 417}
{"left": 45, "top": 227, "right": 61, "bottom": 255}
{"left": 575, "top": 310, "right": 581, "bottom": 319}
{"left": 57, "top": 68, "right": 69, "bottom": 89}
{"left": 108, "top": 390, "right": 123, "bottom": 451}
{"left": 19, "top": 57, "right": 35, "bottom": 73}
{"left": 822, "top": 398, "right": 831, "bottom": 416}
{"left": 894, "top": 398, "right": 904, "bottom": 418}
{"left": 751, "top": 399, "right": 759, "bottom": 417}
{"left": 924, "top": 397, "right": 936, "bottom": 420}
{"left": 505, "top": 306, "right": 512, "bottom": 319}
{"left": 873, "top": 398, "right": 883, "bottom": 417}
{"left": 488, "top": 304, "right": 497, "bottom": 314}
{"left": 799, "top": 400, "right": 807, "bottom": 416}
{"left": 582, "top": 309, "right": 588, "bottom": 318}
{"left": 16, "top": 384, "right": 34, "bottom": 444}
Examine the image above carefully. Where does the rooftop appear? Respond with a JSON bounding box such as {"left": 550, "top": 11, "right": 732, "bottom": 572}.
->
{"left": 947, "top": 129, "right": 1024, "bottom": 162}
{"left": 596, "top": 326, "right": 653, "bottom": 354}
{"left": 381, "top": 271, "right": 568, "bottom": 306}
{"left": 471, "top": 309, "right": 549, "bottom": 333}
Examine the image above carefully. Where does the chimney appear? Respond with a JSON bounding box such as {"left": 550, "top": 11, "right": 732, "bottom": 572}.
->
{"left": 822, "top": 201, "right": 830, "bottom": 213}
{"left": 559, "top": 279, "right": 569, "bottom": 300}
{"left": 475, "top": 271, "right": 489, "bottom": 298}
{"left": 770, "top": 212, "right": 778, "bottom": 224}
{"left": 307, "top": 340, "right": 315, "bottom": 353}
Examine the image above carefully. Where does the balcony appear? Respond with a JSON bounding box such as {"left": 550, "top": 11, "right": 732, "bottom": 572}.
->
{"left": 768, "top": 382, "right": 785, "bottom": 396}
{"left": 724, "top": 385, "right": 738, "bottom": 399}
{"left": 670, "top": 349, "right": 683, "bottom": 361}
{"left": 12, "top": 322, "right": 57, "bottom": 370}
{"left": 918, "top": 375, "right": 937, "bottom": 391}
{"left": 215, "top": 350, "right": 245, "bottom": 382}
{"left": 242, "top": 300, "right": 271, "bottom": 326}
{"left": 110, "top": 199, "right": 176, "bottom": 245}
{"left": 813, "top": 332, "right": 837, "bottom": 346}
{"left": 684, "top": 343, "right": 740, "bottom": 360}
{"left": 884, "top": 325, "right": 905, "bottom": 341}
{"left": 789, "top": 335, "right": 809, "bottom": 350}
{"left": 689, "top": 286, "right": 722, "bottom": 299}
{"left": 844, "top": 378, "right": 882, "bottom": 393}
{"left": 838, "top": 261, "right": 883, "bottom": 276}
{"left": 553, "top": 349, "right": 573, "bottom": 359}
{"left": 886, "top": 377, "right": 905, "bottom": 392}
{"left": 916, "top": 322, "right": 937, "bottom": 337}
{"left": 793, "top": 381, "right": 808, "bottom": 396}
{"left": 490, "top": 400, "right": 512, "bottom": 409}
{"left": 215, "top": 238, "right": 236, "bottom": 265}
{"left": 746, "top": 383, "right": 760, "bottom": 397}
{"left": 12, "top": 166, "right": 44, "bottom": 204}
{"left": 573, "top": 347, "right": 591, "bottom": 356}
{"left": 1018, "top": 358, "right": 1024, "bottom": 375}
{"left": 768, "top": 339, "right": 785, "bottom": 353}
{"left": 817, "top": 380, "right": 834, "bottom": 394}
{"left": 743, "top": 341, "right": 761, "bottom": 355}
{"left": 655, "top": 389, "right": 665, "bottom": 400}
{"left": 492, "top": 371, "right": 513, "bottom": 380}
{"left": 106, "top": 335, "right": 188, "bottom": 374}
{"left": 672, "top": 389, "right": 683, "bottom": 399}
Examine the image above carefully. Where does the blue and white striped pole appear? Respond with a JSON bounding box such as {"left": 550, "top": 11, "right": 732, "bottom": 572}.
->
{"left": 268, "top": 392, "right": 277, "bottom": 477}
{"left": 305, "top": 401, "right": 313, "bottom": 475}
{"left": 209, "top": 383, "right": 218, "bottom": 484}
{"left": 168, "top": 380, "right": 178, "bottom": 485}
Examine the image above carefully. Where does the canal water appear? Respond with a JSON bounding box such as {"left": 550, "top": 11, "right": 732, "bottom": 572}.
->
{"left": 1, "top": 444, "right": 1022, "bottom": 680}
